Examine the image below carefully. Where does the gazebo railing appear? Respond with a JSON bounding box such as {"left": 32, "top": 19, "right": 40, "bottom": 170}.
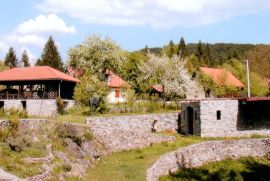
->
{"left": 0, "top": 91, "right": 57, "bottom": 100}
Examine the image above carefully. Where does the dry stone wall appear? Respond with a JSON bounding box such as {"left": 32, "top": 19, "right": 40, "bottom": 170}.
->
{"left": 86, "top": 113, "right": 179, "bottom": 133}
{"left": 86, "top": 113, "right": 179, "bottom": 152}
{"left": 147, "top": 138, "right": 270, "bottom": 181}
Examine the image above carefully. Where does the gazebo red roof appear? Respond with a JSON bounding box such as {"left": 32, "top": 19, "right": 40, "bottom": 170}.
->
{"left": 200, "top": 67, "right": 244, "bottom": 88}
{"left": 0, "top": 66, "right": 79, "bottom": 83}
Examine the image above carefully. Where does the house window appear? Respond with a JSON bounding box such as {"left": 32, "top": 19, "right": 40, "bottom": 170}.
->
{"left": 115, "top": 89, "right": 120, "bottom": 98}
{"left": 194, "top": 111, "right": 198, "bottom": 120}
{"left": 217, "top": 110, "right": 221, "bottom": 120}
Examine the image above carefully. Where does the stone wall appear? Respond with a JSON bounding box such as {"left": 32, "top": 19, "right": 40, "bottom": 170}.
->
{"left": 0, "top": 119, "right": 48, "bottom": 130}
{"left": 147, "top": 138, "right": 270, "bottom": 181}
{"left": 200, "top": 100, "right": 238, "bottom": 137}
{"left": 86, "top": 113, "right": 179, "bottom": 152}
{"left": 0, "top": 99, "right": 75, "bottom": 116}
{"left": 86, "top": 113, "right": 179, "bottom": 133}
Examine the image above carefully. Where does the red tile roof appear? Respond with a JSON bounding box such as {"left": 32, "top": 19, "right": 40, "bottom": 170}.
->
{"left": 200, "top": 67, "right": 244, "bottom": 88}
{"left": 0, "top": 66, "right": 79, "bottom": 82}
{"left": 105, "top": 70, "right": 130, "bottom": 88}
{"left": 151, "top": 85, "right": 164, "bottom": 93}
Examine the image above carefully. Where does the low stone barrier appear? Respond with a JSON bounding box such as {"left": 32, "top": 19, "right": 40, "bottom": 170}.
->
{"left": 86, "top": 113, "right": 179, "bottom": 152}
{"left": 0, "top": 119, "right": 48, "bottom": 130}
{"left": 147, "top": 138, "right": 270, "bottom": 181}
{"left": 86, "top": 112, "right": 179, "bottom": 133}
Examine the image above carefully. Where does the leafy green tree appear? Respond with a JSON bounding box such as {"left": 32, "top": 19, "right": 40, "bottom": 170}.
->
{"left": 246, "top": 45, "right": 270, "bottom": 78}
{"left": 177, "top": 37, "right": 188, "bottom": 58}
{"left": 37, "top": 36, "right": 63, "bottom": 70}
{"left": 68, "top": 35, "right": 125, "bottom": 75}
{"left": 73, "top": 70, "right": 108, "bottom": 113}
{"left": 4, "top": 47, "right": 18, "bottom": 68}
{"left": 222, "top": 59, "right": 268, "bottom": 96}
{"left": 122, "top": 52, "right": 146, "bottom": 93}
{"left": 20, "top": 50, "right": 30, "bottom": 67}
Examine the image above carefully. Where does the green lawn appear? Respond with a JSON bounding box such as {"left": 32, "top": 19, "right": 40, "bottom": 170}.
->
{"left": 86, "top": 135, "right": 208, "bottom": 181}
{"left": 160, "top": 156, "right": 270, "bottom": 181}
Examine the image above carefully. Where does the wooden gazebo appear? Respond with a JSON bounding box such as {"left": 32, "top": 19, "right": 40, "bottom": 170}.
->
{"left": 0, "top": 66, "right": 79, "bottom": 100}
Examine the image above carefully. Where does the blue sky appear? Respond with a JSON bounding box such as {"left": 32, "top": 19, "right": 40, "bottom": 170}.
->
{"left": 0, "top": 0, "right": 270, "bottom": 64}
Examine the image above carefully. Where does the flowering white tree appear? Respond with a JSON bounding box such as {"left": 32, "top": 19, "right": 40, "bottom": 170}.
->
{"left": 68, "top": 35, "right": 126, "bottom": 74}
{"left": 139, "top": 53, "right": 204, "bottom": 98}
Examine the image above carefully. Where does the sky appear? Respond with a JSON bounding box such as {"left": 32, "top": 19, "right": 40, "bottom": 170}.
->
{"left": 0, "top": 0, "right": 270, "bottom": 65}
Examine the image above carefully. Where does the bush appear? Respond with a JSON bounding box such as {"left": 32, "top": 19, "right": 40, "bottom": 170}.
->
{"left": 73, "top": 71, "right": 108, "bottom": 113}
{"left": 56, "top": 124, "right": 83, "bottom": 146}
{"left": 56, "top": 97, "right": 68, "bottom": 115}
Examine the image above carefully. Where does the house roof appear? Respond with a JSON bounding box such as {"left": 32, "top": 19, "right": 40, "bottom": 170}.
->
{"left": 0, "top": 66, "right": 79, "bottom": 83}
{"left": 151, "top": 85, "right": 164, "bottom": 93}
{"left": 200, "top": 67, "right": 244, "bottom": 88}
{"left": 105, "top": 70, "right": 130, "bottom": 88}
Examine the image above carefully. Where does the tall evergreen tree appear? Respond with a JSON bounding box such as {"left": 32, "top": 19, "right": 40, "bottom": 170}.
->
{"left": 204, "top": 43, "right": 212, "bottom": 66}
{"left": 143, "top": 45, "right": 149, "bottom": 55}
{"left": 4, "top": 47, "right": 18, "bottom": 68}
{"left": 177, "top": 37, "right": 188, "bottom": 58}
{"left": 21, "top": 50, "right": 30, "bottom": 67}
{"left": 195, "top": 40, "right": 205, "bottom": 65}
{"left": 168, "top": 40, "right": 175, "bottom": 58}
{"left": 38, "top": 36, "right": 63, "bottom": 70}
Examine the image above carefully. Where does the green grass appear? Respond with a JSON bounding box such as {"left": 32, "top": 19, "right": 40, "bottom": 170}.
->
{"left": 0, "top": 142, "right": 46, "bottom": 178}
{"left": 55, "top": 115, "right": 86, "bottom": 124}
{"left": 160, "top": 156, "right": 270, "bottom": 181}
{"left": 86, "top": 135, "right": 208, "bottom": 181}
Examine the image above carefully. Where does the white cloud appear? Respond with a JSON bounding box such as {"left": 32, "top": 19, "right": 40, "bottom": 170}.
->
{"left": 16, "top": 14, "right": 76, "bottom": 34}
{"left": 37, "top": 0, "right": 270, "bottom": 28}
{"left": 6, "top": 34, "right": 46, "bottom": 47}
{"left": 0, "top": 13, "right": 76, "bottom": 61}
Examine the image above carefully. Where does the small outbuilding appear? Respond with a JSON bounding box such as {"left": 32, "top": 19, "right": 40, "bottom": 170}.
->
{"left": 105, "top": 70, "right": 130, "bottom": 103}
{"left": 180, "top": 98, "right": 270, "bottom": 137}
{"left": 0, "top": 66, "right": 79, "bottom": 115}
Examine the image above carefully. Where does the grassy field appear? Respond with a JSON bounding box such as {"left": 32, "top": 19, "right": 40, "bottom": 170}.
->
{"left": 86, "top": 135, "right": 209, "bottom": 181}
{"left": 160, "top": 156, "right": 270, "bottom": 181}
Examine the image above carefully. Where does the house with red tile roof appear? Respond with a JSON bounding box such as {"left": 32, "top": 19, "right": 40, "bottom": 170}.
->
{"left": 67, "top": 67, "right": 130, "bottom": 103}
{"left": 199, "top": 67, "right": 244, "bottom": 88}
{"left": 0, "top": 66, "right": 79, "bottom": 115}
{"left": 199, "top": 67, "right": 244, "bottom": 97}
{"left": 105, "top": 70, "right": 130, "bottom": 103}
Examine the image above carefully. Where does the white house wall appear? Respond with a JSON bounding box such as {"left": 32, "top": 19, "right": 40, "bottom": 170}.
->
{"left": 106, "top": 88, "right": 127, "bottom": 103}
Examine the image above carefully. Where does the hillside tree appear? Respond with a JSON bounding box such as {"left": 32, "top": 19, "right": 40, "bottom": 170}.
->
{"left": 21, "top": 50, "right": 30, "bottom": 67}
{"left": 37, "top": 36, "right": 63, "bottom": 70}
{"left": 167, "top": 40, "right": 175, "bottom": 58}
{"left": 177, "top": 37, "right": 188, "bottom": 58}
{"left": 4, "top": 47, "right": 18, "bottom": 68}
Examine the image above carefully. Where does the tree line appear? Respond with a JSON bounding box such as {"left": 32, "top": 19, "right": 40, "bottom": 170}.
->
{"left": 3, "top": 36, "right": 63, "bottom": 70}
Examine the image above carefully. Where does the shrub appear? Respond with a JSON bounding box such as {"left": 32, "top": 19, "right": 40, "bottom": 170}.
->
{"left": 56, "top": 97, "right": 68, "bottom": 115}
{"left": 56, "top": 124, "right": 82, "bottom": 146}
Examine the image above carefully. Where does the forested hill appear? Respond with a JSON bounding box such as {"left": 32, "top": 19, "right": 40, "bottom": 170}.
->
{"left": 143, "top": 42, "right": 270, "bottom": 79}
